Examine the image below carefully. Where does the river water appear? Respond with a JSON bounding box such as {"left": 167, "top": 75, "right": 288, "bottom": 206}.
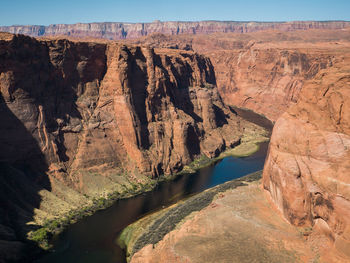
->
{"left": 37, "top": 140, "right": 269, "bottom": 263}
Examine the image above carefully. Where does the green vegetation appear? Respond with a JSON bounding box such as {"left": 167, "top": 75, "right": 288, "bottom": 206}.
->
{"left": 118, "top": 171, "right": 264, "bottom": 260}
{"left": 28, "top": 126, "right": 269, "bottom": 250}
{"left": 27, "top": 177, "right": 159, "bottom": 249}
{"left": 29, "top": 228, "right": 50, "bottom": 249}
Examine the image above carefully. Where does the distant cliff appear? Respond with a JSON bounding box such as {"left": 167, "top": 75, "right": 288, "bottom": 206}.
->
{"left": 1, "top": 21, "right": 350, "bottom": 40}
{"left": 128, "top": 29, "right": 350, "bottom": 121}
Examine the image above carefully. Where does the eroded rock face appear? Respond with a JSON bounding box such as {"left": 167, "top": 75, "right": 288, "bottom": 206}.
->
{"left": 263, "top": 60, "right": 350, "bottom": 260}
{"left": 207, "top": 45, "right": 336, "bottom": 121}
{"left": 0, "top": 33, "right": 245, "bottom": 182}
{"left": 128, "top": 30, "right": 350, "bottom": 121}
{"left": 1, "top": 21, "right": 349, "bottom": 40}
{"left": 0, "top": 33, "right": 256, "bottom": 258}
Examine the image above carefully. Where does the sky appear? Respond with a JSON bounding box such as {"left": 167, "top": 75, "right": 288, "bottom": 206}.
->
{"left": 0, "top": 0, "right": 349, "bottom": 26}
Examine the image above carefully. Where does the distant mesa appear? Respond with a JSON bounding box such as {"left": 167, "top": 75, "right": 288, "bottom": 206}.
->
{"left": 0, "top": 20, "right": 349, "bottom": 40}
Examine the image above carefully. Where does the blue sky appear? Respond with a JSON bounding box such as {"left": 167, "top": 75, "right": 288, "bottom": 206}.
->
{"left": 0, "top": 0, "right": 349, "bottom": 26}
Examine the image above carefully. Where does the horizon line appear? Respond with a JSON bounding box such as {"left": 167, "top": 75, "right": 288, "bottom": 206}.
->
{"left": 2, "top": 19, "right": 350, "bottom": 27}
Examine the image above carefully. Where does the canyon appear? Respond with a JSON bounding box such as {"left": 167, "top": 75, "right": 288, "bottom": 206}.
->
{"left": 129, "top": 29, "right": 350, "bottom": 120}
{"left": 0, "top": 22, "right": 350, "bottom": 263}
{"left": 0, "top": 32, "right": 264, "bottom": 262}
{"left": 122, "top": 27, "right": 350, "bottom": 262}
{"left": 126, "top": 43, "right": 350, "bottom": 263}
{"left": 1, "top": 21, "right": 350, "bottom": 41}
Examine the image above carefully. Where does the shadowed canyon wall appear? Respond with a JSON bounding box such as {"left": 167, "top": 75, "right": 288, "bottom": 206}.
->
{"left": 0, "top": 32, "right": 261, "bottom": 262}
{"left": 128, "top": 28, "right": 350, "bottom": 262}
{"left": 1, "top": 27, "right": 350, "bottom": 262}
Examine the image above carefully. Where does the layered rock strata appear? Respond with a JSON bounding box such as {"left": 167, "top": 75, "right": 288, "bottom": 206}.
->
{"left": 263, "top": 60, "right": 350, "bottom": 261}
{"left": 0, "top": 32, "right": 263, "bottom": 261}
{"left": 130, "top": 30, "right": 350, "bottom": 121}
{"left": 1, "top": 21, "right": 350, "bottom": 40}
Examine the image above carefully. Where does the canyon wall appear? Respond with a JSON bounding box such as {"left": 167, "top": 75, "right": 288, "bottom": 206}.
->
{"left": 130, "top": 30, "right": 350, "bottom": 121}
{"left": 0, "top": 32, "right": 260, "bottom": 262}
{"left": 1, "top": 21, "right": 350, "bottom": 40}
{"left": 262, "top": 59, "right": 350, "bottom": 261}
{"left": 129, "top": 29, "right": 350, "bottom": 261}
{"left": 206, "top": 43, "right": 341, "bottom": 121}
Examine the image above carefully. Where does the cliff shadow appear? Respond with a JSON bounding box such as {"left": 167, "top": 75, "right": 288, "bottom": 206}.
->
{"left": 156, "top": 54, "right": 203, "bottom": 123}
{"left": 0, "top": 35, "right": 109, "bottom": 263}
{"left": 127, "top": 47, "right": 150, "bottom": 149}
{"left": 0, "top": 93, "right": 50, "bottom": 263}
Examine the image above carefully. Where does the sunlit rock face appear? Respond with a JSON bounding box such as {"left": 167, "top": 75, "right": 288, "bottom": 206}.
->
{"left": 0, "top": 32, "right": 258, "bottom": 261}
{"left": 127, "top": 29, "right": 350, "bottom": 122}
{"left": 1, "top": 21, "right": 349, "bottom": 40}
{"left": 263, "top": 58, "right": 350, "bottom": 260}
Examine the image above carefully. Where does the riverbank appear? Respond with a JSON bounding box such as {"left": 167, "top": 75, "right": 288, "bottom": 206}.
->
{"left": 29, "top": 123, "right": 269, "bottom": 251}
{"left": 123, "top": 172, "right": 319, "bottom": 263}
{"left": 117, "top": 171, "right": 263, "bottom": 261}
{"left": 174, "top": 123, "right": 269, "bottom": 176}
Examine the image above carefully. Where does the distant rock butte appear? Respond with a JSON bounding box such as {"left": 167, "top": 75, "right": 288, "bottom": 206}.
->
{"left": 1, "top": 21, "right": 350, "bottom": 40}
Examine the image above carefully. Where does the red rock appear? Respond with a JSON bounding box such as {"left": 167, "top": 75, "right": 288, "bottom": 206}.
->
{"left": 1, "top": 21, "right": 349, "bottom": 40}
{"left": 263, "top": 59, "right": 350, "bottom": 261}
{"left": 130, "top": 29, "right": 350, "bottom": 121}
{"left": 0, "top": 33, "right": 254, "bottom": 260}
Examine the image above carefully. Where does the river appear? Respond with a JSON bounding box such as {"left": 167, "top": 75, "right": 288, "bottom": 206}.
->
{"left": 37, "top": 140, "right": 269, "bottom": 263}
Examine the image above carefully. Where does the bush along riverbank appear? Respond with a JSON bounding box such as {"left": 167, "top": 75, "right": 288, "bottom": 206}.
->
{"left": 27, "top": 178, "right": 157, "bottom": 250}
{"left": 27, "top": 126, "right": 269, "bottom": 251}
{"left": 117, "top": 171, "right": 264, "bottom": 262}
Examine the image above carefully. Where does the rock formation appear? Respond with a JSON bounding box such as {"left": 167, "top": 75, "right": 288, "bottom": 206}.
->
{"left": 0, "top": 32, "right": 261, "bottom": 262}
{"left": 1, "top": 21, "right": 349, "bottom": 40}
{"left": 129, "top": 29, "right": 350, "bottom": 121}
{"left": 126, "top": 29, "right": 350, "bottom": 262}
{"left": 263, "top": 59, "right": 350, "bottom": 261}
{"left": 125, "top": 56, "right": 350, "bottom": 262}
{"left": 129, "top": 175, "right": 319, "bottom": 263}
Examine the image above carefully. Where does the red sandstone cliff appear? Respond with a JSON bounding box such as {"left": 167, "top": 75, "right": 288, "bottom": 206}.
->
{"left": 0, "top": 32, "right": 260, "bottom": 261}
{"left": 0, "top": 33, "right": 246, "bottom": 181}
{"left": 263, "top": 59, "right": 350, "bottom": 261}
{"left": 1, "top": 21, "right": 350, "bottom": 40}
{"left": 130, "top": 30, "right": 350, "bottom": 121}
{"left": 125, "top": 56, "right": 350, "bottom": 263}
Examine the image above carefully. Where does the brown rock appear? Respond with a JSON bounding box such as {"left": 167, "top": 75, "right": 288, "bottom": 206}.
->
{"left": 1, "top": 21, "right": 349, "bottom": 40}
{"left": 0, "top": 32, "right": 257, "bottom": 260}
{"left": 130, "top": 180, "right": 318, "bottom": 263}
{"left": 130, "top": 29, "right": 350, "bottom": 121}
{"left": 263, "top": 59, "right": 350, "bottom": 261}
